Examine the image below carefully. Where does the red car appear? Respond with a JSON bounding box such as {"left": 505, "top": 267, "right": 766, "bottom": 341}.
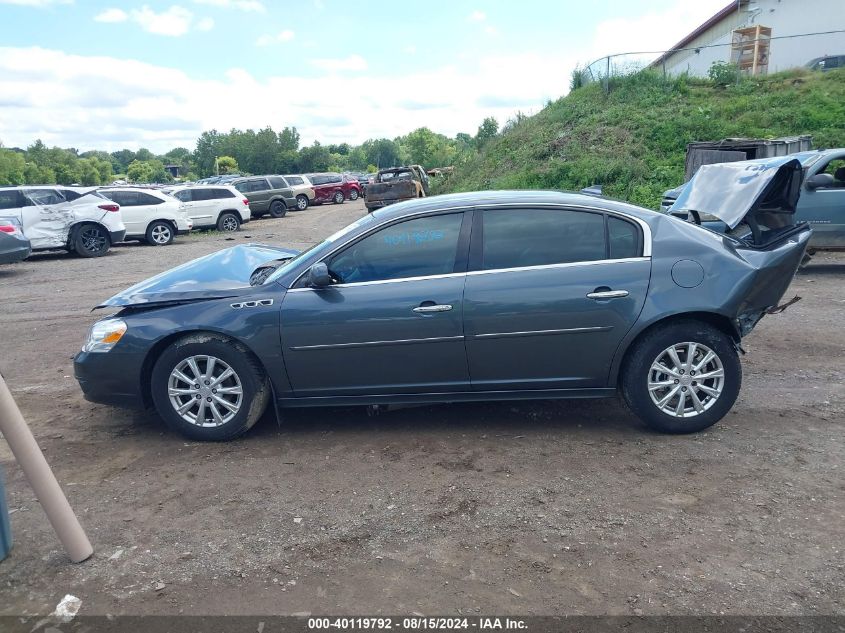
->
{"left": 305, "top": 173, "right": 362, "bottom": 204}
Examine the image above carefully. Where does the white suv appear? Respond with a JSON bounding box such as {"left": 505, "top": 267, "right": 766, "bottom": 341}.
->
{"left": 99, "top": 188, "right": 192, "bottom": 245}
{"left": 0, "top": 186, "right": 126, "bottom": 257}
{"left": 167, "top": 185, "right": 251, "bottom": 231}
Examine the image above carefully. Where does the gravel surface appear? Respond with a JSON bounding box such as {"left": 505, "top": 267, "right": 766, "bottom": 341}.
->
{"left": 0, "top": 199, "right": 843, "bottom": 616}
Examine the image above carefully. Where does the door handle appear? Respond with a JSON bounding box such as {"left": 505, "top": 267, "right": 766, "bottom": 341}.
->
{"left": 413, "top": 304, "right": 453, "bottom": 313}
{"left": 586, "top": 290, "right": 629, "bottom": 300}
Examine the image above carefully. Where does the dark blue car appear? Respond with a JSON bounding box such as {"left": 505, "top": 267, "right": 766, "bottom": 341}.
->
{"left": 75, "top": 169, "right": 810, "bottom": 441}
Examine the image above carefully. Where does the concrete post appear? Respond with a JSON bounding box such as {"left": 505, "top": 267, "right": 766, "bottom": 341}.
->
{"left": 0, "top": 373, "right": 93, "bottom": 563}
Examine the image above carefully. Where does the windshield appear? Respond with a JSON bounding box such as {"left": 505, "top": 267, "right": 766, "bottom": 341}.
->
{"left": 264, "top": 213, "right": 376, "bottom": 284}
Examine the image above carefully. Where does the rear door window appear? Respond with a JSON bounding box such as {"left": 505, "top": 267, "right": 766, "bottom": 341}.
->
{"left": 191, "top": 188, "right": 215, "bottom": 201}
{"left": 286, "top": 176, "right": 303, "bottom": 186}
{"left": 24, "top": 189, "right": 64, "bottom": 205}
{"left": 138, "top": 192, "right": 164, "bottom": 205}
{"left": 173, "top": 190, "right": 192, "bottom": 202}
{"left": 268, "top": 176, "right": 288, "bottom": 189}
{"left": 480, "top": 209, "right": 606, "bottom": 270}
{"left": 212, "top": 188, "right": 236, "bottom": 199}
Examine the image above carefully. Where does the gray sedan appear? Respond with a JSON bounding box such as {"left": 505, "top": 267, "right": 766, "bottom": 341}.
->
{"left": 0, "top": 218, "right": 31, "bottom": 264}
{"left": 74, "top": 166, "right": 810, "bottom": 441}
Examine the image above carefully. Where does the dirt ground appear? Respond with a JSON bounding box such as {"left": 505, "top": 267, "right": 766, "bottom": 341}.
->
{"left": 0, "top": 199, "right": 843, "bottom": 617}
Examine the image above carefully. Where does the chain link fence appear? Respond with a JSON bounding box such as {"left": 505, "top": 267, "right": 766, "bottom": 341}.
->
{"left": 575, "top": 29, "right": 845, "bottom": 94}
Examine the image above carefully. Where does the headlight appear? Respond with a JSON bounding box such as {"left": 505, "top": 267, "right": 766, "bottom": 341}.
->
{"left": 82, "top": 318, "right": 127, "bottom": 353}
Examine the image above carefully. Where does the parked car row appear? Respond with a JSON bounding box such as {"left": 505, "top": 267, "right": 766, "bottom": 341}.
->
{"left": 0, "top": 170, "right": 368, "bottom": 264}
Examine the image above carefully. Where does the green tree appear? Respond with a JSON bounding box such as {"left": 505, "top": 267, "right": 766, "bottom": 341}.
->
{"left": 474, "top": 117, "right": 499, "bottom": 149}
{"left": 217, "top": 155, "right": 239, "bottom": 174}
{"left": 362, "top": 138, "right": 401, "bottom": 169}
{"left": 0, "top": 149, "right": 26, "bottom": 185}
{"left": 297, "top": 142, "right": 331, "bottom": 173}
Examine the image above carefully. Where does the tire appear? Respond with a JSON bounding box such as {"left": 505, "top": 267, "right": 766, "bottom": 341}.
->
{"left": 150, "top": 334, "right": 270, "bottom": 441}
{"left": 269, "top": 200, "right": 287, "bottom": 218}
{"left": 145, "top": 220, "right": 174, "bottom": 246}
{"left": 349, "top": 189, "right": 359, "bottom": 201}
{"left": 217, "top": 212, "right": 241, "bottom": 232}
{"left": 620, "top": 320, "right": 741, "bottom": 434}
{"left": 72, "top": 224, "right": 110, "bottom": 257}
{"left": 295, "top": 195, "right": 309, "bottom": 211}
{"left": 333, "top": 190, "right": 345, "bottom": 204}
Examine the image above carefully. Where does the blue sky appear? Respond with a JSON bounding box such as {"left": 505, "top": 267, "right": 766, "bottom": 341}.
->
{"left": 0, "top": 0, "right": 728, "bottom": 152}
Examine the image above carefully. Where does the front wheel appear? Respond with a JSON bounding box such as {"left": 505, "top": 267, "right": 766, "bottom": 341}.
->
{"left": 73, "top": 224, "right": 110, "bottom": 257}
{"left": 620, "top": 320, "right": 741, "bottom": 434}
{"left": 269, "top": 200, "right": 287, "bottom": 218}
{"left": 349, "top": 189, "right": 359, "bottom": 201}
{"left": 333, "top": 190, "right": 345, "bottom": 204}
{"left": 217, "top": 212, "right": 241, "bottom": 232}
{"left": 150, "top": 334, "right": 270, "bottom": 441}
{"left": 295, "top": 195, "right": 309, "bottom": 211}
{"left": 145, "top": 220, "right": 174, "bottom": 246}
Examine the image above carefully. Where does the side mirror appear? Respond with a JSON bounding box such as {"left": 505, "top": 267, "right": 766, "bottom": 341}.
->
{"left": 806, "top": 173, "right": 834, "bottom": 190}
{"left": 307, "top": 262, "right": 332, "bottom": 288}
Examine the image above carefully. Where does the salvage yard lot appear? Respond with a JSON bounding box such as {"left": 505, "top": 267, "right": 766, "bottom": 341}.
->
{"left": 0, "top": 199, "right": 843, "bottom": 616}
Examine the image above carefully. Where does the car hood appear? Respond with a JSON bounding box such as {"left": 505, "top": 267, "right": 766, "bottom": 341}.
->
{"left": 96, "top": 244, "right": 298, "bottom": 309}
{"left": 668, "top": 156, "right": 803, "bottom": 229}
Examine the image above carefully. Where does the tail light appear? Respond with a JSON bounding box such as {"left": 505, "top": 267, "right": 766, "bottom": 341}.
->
{"left": 242, "top": 198, "right": 250, "bottom": 206}
{"left": 98, "top": 204, "right": 120, "bottom": 212}
{"left": 0, "top": 224, "right": 18, "bottom": 234}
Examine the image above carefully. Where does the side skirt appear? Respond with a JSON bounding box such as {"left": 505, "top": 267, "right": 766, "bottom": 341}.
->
{"left": 277, "top": 388, "right": 616, "bottom": 409}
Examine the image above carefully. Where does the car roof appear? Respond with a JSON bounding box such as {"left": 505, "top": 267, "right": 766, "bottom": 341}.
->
{"left": 370, "top": 190, "right": 662, "bottom": 224}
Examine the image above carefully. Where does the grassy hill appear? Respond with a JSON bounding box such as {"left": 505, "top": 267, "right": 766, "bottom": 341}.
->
{"left": 440, "top": 68, "right": 845, "bottom": 209}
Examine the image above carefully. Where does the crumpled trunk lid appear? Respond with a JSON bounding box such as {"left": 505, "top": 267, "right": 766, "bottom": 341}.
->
{"left": 669, "top": 156, "right": 804, "bottom": 245}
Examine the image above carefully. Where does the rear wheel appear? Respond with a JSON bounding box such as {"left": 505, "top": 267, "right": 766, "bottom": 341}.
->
{"left": 349, "top": 189, "right": 359, "bottom": 201}
{"left": 295, "top": 195, "right": 309, "bottom": 211}
{"left": 72, "top": 224, "right": 110, "bottom": 257}
{"left": 150, "top": 335, "right": 270, "bottom": 441}
{"left": 269, "top": 200, "right": 287, "bottom": 218}
{"left": 217, "top": 212, "right": 241, "bottom": 232}
{"left": 620, "top": 320, "right": 741, "bottom": 434}
{"left": 145, "top": 220, "right": 174, "bottom": 246}
{"left": 333, "top": 190, "right": 345, "bottom": 204}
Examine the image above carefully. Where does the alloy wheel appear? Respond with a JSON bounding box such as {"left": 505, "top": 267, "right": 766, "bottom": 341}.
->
{"left": 151, "top": 224, "right": 172, "bottom": 244}
{"left": 221, "top": 215, "right": 239, "bottom": 231}
{"left": 81, "top": 227, "right": 106, "bottom": 253}
{"left": 167, "top": 355, "right": 243, "bottom": 427}
{"left": 647, "top": 342, "right": 724, "bottom": 418}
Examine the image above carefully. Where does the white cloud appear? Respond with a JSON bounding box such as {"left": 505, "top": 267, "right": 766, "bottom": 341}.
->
{"left": 0, "top": 46, "right": 563, "bottom": 153}
{"left": 256, "top": 29, "right": 295, "bottom": 46}
{"left": 484, "top": 25, "right": 498, "bottom": 36}
{"left": 468, "top": 10, "right": 486, "bottom": 22}
{"left": 100, "top": 5, "right": 215, "bottom": 36}
{"left": 192, "top": 0, "right": 265, "bottom": 12}
{"left": 130, "top": 5, "right": 194, "bottom": 36}
{"left": 0, "top": 0, "right": 72, "bottom": 5}
{"left": 94, "top": 7, "right": 127, "bottom": 22}
{"left": 311, "top": 54, "right": 368, "bottom": 72}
